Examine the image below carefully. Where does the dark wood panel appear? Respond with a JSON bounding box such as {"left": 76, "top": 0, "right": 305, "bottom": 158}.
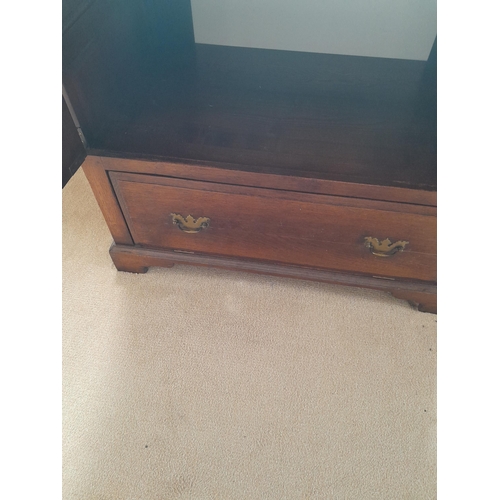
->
{"left": 62, "top": 0, "right": 195, "bottom": 141}
{"left": 110, "top": 172, "right": 436, "bottom": 282}
{"left": 89, "top": 44, "right": 436, "bottom": 190}
{"left": 62, "top": 0, "right": 436, "bottom": 191}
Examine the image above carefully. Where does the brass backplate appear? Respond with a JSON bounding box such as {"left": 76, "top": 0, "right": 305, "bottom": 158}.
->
{"left": 364, "top": 237, "right": 409, "bottom": 257}
{"left": 171, "top": 214, "right": 210, "bottom": 233}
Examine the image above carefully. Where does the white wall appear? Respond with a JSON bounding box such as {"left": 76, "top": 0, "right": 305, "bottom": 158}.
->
{"left": 190, "top": 0, "right": 436, "bottom": 61}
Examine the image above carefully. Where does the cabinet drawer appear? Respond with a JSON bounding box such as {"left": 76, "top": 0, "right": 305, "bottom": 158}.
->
{"left": 110, "top": 172, "right": 436, "bottom": 282}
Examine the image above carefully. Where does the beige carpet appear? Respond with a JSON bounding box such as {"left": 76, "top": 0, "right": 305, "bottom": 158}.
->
{"left": 63, "top": 168, "right": 437, "bottom": 500}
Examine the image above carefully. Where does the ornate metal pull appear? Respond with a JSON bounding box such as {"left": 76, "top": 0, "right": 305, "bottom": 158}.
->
{"left": 364, "top": 237, "right": 409, "bottom": 257}
{"left": 171, "top": 214, "right": 210, "bottom": 233}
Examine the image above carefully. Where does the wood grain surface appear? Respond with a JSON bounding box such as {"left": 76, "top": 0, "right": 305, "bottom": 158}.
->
{"left": 110, "top": 172, "right": 436, "bottom": 282}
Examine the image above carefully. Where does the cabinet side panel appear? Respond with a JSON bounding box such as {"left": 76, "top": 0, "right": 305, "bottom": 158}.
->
{"left": 82, "top": 157, "right": 134, "bottom": 246}
{"left": 62, "top": 0, "right": 196, "bottom": 145}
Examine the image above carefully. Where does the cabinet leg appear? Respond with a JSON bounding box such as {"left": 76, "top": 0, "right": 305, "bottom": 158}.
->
{"left": 391, "top": 290, "right": 437, "bottom": 314}
{"left": 107, "top": 244, "right": 436, "bottom": 313}
{"left": 109, "top": 246, "right": 149, "bottom": 273}
{"left": 109, "top": 244, "right": 174, "bottom": 274}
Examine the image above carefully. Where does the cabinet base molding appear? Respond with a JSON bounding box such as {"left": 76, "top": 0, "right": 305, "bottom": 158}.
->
{"left": 109, "top": 244, "right": 437, "bottom": 314}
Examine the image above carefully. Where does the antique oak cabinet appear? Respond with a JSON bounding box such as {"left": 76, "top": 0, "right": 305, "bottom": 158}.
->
{"left": 63, "top": 0, "right": 437, "bottom": 313}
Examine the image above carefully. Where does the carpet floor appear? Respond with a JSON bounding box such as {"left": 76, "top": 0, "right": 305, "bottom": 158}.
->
{"left": 63, "top": 168, "right": 437, "bottom": 499}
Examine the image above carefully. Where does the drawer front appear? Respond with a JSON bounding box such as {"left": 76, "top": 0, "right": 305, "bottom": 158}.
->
{"left": 111, "top": 172, "right": 436, "bottom": 282}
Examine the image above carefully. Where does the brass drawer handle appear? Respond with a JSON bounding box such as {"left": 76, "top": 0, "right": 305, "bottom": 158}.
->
{"left": 171, "top": 214, "right": 210, "bottom": 233}
{"left": 364, "top": 237, "right": 409, "bottom": 257}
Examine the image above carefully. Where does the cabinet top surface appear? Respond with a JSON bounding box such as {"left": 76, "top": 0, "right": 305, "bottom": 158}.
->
{"left": 63, "top": 1, "right": 436, "bottom": 191}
